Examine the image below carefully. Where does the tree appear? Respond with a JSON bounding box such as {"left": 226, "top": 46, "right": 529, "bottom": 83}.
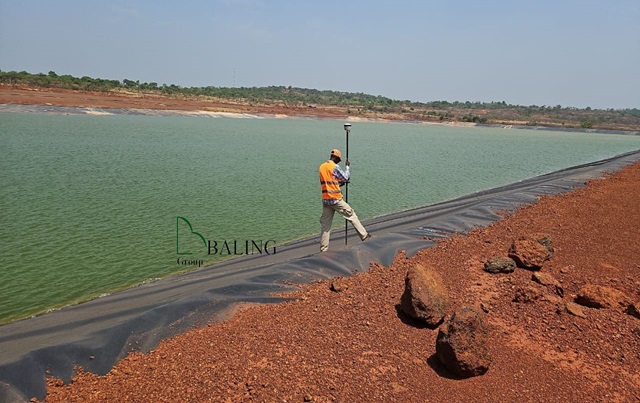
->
{"left": 580, "top": 121, "right": 594, "bottom": 129}
{"left": 123, "top": 79, "right": 138, "bottom": 88}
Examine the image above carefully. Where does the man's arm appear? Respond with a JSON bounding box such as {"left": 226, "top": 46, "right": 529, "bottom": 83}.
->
{"left": 333, "top": 162, "right": 350, "bottom": 184}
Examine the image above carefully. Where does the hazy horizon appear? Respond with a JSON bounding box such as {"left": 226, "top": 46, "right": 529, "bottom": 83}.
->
{"left": 1, "top": 1, "right": 638, "bottom": 109}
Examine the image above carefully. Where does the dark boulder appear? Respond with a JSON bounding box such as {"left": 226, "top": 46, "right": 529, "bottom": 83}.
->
{"left": 483, "top": 256, "right": 516, "bottom": 274}
{"left": 435, "top": 306, "right": 492, "bottom": 378}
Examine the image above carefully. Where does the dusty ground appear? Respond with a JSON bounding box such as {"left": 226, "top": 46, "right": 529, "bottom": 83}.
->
{"left": 0, "top": 85, "right": 349, "bottom": 119}
{"left": 37, "top": 159, "right": 640, "bottom": 402}
{"left": 0, "top": 85, "right": 478, "bottom": 126}
{"left": 3, "top": 85, "right": 638, "bottom": 131}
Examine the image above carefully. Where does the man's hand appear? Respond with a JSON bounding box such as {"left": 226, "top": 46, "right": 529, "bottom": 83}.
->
{"left": 345, "top": 159, "right": 350, "bottom": 166}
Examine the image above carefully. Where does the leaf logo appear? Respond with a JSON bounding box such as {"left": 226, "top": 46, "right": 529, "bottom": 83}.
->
{"left": 176, "top": 216, "right": 207, "bottom": 255}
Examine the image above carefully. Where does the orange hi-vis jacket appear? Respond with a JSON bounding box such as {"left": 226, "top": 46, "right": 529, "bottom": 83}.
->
{"left": 319, "top": 160, "right": 342, "bottom": 201}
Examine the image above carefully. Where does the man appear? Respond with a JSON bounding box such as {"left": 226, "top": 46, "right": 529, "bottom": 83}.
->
{"left": 319, "top": 149, "right": 370, "bottom": 252}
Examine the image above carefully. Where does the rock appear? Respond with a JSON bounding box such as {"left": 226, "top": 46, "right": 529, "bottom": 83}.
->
{"left": 559, "top": 265, "right": 574, "bottom": 274}
{"left": 435, "top": 306, "right": 492, "bottom": 378}
{"left": 541, "top": 294, "right": 562, "bottom": 304}
{"left": 626, "top": 302, "right": 640, "bottom": 320}
{"left": 508, "top": 237, "right": 551, "bottom": 270}
{"left": 483, "top": 256, "right": 516, "bottom": 274}
{"left": 575, "top": 285, "right": 632, "bottom": 311}
{"left": 400, "top": 264, "right": 449, "bottom": 326}
{"left": 330, "top": 278, "right": 348, "bottom": 293}
{"left": 532, "top": 233, "right": 554, "bottom": 257}
{"left": 565, "top": 302, "right": 587, "bottom": 318}
{"left": 532, "top": 272, "right": 564, "bottom": 297}
{"left": 513, "top": 286, "right": 543, "bottom": 303}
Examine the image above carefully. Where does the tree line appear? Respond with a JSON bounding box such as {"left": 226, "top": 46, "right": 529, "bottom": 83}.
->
{"left": 1, "top": 69, "right": 638, "bottom": 130}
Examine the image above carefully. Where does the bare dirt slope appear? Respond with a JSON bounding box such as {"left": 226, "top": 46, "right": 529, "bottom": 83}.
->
{"left": 0, "top": 86, "right": 347, "bottom": 118}
{"left": 42, "top": 162, "right": 640, "bottom": 402}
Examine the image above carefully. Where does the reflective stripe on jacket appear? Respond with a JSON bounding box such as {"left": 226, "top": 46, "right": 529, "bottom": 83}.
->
{"left": 319, "top": 160, "right": 342, "bottom": 201}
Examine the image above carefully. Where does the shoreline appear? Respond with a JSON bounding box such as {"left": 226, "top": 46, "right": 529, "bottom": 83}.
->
{"left": 2, "top": 86, "right": 638, "bottom": 135}
{"left": 2, "top": 150, "right": 639, "bottom": 402}
{"left": 4, "top": 102, "right": 639, "bottom": 137}
{"left": 0, "top": 101, "right": 476, "bottom": 126}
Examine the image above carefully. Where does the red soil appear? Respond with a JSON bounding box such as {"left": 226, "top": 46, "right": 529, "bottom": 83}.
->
{"left": 0, "top": 85, "right": 348, "bottom": 118}
{"left": 38, "top": 162, "right": 640, "bottom": 401}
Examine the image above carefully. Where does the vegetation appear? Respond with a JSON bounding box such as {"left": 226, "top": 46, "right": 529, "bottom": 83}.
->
{"left": 1, "top": 70, "right": 638, "bottom": 131}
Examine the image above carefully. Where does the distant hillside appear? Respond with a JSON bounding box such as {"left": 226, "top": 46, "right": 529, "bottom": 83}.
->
{"left": 1, "top": 70, "right": 639, "bottom": 131}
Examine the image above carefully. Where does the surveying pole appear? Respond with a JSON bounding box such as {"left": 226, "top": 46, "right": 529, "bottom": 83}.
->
{"left": 344, "top": 123, "right": 351, "bottom": 245}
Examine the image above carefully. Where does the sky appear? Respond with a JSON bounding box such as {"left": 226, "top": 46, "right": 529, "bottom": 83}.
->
{"left": 0, "top": 0, "right": 638, "bottom": 109}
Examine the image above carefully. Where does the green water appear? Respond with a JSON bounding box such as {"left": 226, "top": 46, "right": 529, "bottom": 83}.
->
{"left": 1, "top": 112, "right": 639, "bottom": 324}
